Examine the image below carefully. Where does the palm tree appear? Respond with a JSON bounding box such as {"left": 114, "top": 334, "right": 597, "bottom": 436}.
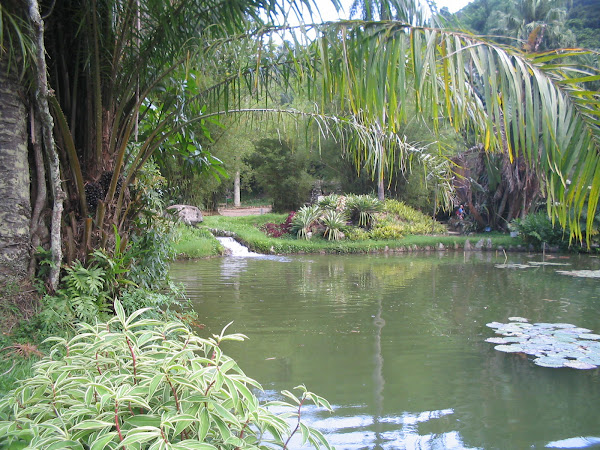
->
{"left": 485, "top": 0, "right": 576, "bottom": 50}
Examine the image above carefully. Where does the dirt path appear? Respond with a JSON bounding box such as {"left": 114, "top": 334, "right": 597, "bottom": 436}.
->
{"left": 217, "top": 206, "right": 272, "bottom": 216}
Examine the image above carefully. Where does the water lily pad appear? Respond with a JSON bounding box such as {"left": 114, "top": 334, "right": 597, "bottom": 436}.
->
{"left": 486, "top": 337, "right": 526, "bottom": 344}
{"left": 563, "top": 360, "right": 598, "bottom": 370}
{"left": 528, "top": 261, "right": 570, "bottom": 266}
{"left": 486, "top": 318, "right": 600, "bottom": 369}
{"left": 529, "top": 336, "right": 555, "bottom": 345}
{"left": 495, "top": 264, "right": 533, "bottom": 269}
{"left": 571, "top": 327, "right": 593, "bottom": 334}
{"left": 533, "top": 323, "right": 557, "bottom": 328}
{"left": 534, "top": 357, "right": 568, "bottom": 368}
{"left": 557, "top": 269, "right": 600, "bottom": 278}
{"left": 508, "top": 316, "right": 529, "bottom": 322}
{"left": 494, "top": 344, "right": 525, "bottom": 353}
{"left": 577, "top": 356, "right": 600, "bottom": 365}
{"left": 553, "top": 334, "right": 577, "bottom": 343}
{"left": 579, "top": 334, "right": 600, "bottom": 340}
{"left": 551, "top": 342, "right": 580, "bottom": 352}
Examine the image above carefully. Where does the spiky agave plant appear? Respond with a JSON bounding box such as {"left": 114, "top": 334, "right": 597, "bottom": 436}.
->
{"left": 345, "top": 195, "right": 383, "bottom": 229}
{"left": 291, "top": 204, "right": 322, "bottom": 239}
{"left": 322, "top": 209, "right": 347, "bottom": 241}
{"left": 318, "top": 194, "right": 341, "bottom": 211}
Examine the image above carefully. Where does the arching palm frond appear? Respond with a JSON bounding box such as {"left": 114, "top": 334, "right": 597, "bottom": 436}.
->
{"left": 302, "top": 23, "right": 599, "bottom": 240}
{"left": 188, "top": 18, "right": 598, "bottom": 239}
{"left": 0, "top": 2, "right": 34, "bottom": 78}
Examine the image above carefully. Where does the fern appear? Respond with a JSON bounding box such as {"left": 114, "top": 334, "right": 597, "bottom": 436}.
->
{"left": 63, "top": 263, "right": 105, "bottom": 296}
{"left": 70, "top": 295, "right": 100, "bottom": 322}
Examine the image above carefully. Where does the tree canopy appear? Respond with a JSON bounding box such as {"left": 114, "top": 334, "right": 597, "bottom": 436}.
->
{"left": 1, "top": 0, "right": 599, "bottom": 289}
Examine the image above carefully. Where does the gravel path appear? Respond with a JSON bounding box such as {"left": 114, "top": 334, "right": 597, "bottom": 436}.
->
{"left": 218, "top": 206, "right": 272, "bottom": 216}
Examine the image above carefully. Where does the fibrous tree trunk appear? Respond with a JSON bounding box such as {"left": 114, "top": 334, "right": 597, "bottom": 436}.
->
{"left": 0, "top": 59, "right": 32, "bottom": 283}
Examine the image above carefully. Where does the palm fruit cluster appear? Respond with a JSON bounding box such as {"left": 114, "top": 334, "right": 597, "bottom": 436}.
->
{"left": 85, "top": 171, "right": 123, "bottom": 212}
{"left": 84, "top": 182, "right": 104, "bottom": 212}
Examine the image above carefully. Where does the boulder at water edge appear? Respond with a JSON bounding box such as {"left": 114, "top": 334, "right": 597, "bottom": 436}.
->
{"left": 167, "top": 205, "right": 203, "bottom": 226}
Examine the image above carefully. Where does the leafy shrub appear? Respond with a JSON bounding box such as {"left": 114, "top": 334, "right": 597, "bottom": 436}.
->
{"left": 345, "top": 195, "right": 382, "bottom": 229}
{"left": 119, "top": 286, "right": 183, "bottom": 318}
{"left": 380, "top": 199, "right": 446, "bottom": 235}
{"left": 262, "top": 212, "right": 295, "bottom": 238}
{"left": 0, "top": 302, "right": 333, "bottom": 449}
{"left": 39, "top": 224, "right": 183, "bottom": 334}
{"left": 369, "top": 224, "right": 404, "bottom": 240}
{"left": 291, "top": 205, "right": 322, "bottom": 240}
{"left": 322, "top": 210, "right": 347, "bottom": 241}
{"left": 345, "top": 227, "right": 371, "bottom": 241}
{"left": 511, "top": 212, "right": 569, "bottom": 248}
{"left": 128, "top": 228, "right": 175, "bottom": 290}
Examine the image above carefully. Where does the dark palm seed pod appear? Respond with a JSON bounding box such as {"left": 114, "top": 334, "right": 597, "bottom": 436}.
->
{"left": 85, "top": 182, "right": 104, "bottom": 212}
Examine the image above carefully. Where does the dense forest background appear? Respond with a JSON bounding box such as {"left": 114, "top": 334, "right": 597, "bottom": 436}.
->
{"left": 457, "top": 0, "right": 600, "bottom": 50}
{"left": 197, "top": 0, "right": 600, "bottom": 222}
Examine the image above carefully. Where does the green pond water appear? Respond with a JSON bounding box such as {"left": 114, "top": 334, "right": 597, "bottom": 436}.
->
{"left": 169, "top": 250, "right": 600, "bottom": 449}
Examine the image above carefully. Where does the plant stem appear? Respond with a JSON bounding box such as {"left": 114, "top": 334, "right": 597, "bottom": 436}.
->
{"left": 283, "top": 396, "right": 306, "bottom": 449}
{"left": 125, "top": 335, "right": 137, "bottom": 384}
{"left": 115, "top": 400, "right": 123, "bottom": 441}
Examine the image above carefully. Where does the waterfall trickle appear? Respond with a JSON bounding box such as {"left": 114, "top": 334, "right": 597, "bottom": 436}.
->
{"left": 216, "top": 237, "right": 262, "bottom": 257}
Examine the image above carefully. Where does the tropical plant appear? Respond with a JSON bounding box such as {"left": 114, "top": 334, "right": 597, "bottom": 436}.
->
{"left": 319, "top": 194, "right": 343, "bottom": 211}
{"left": 345, "top": 195, "right": 383, "bottom": 229}
{"left": 345, "top": 227, "right": 371, "bottom": 241}
{"left": 39, "top": 223, "right": 179, "bottom": 332}
{"left": 322, "top": 210, "right": 348, "bottom": 241}
{"left": 37, "top": 264, "right": 110, "bottom": 335}
{"left": 3, "top": 0, "right": 600, "bottom": 294}
{"left": 369, "top": 224, "right": 405, "bottom": 240}
{"left": 382, "top": 199, "right": 446, "bottom": 233}
{"left": 492, "top": 0, "right": 576, "bottom": 51}
{"left": 0, "top": 301, "right": 333, "bottom": 449}
{"left": 510, "top": 212, "right": 570, "bottom": 248}
{"left": 291, "top": 205, "right": 322, "bottom": 240}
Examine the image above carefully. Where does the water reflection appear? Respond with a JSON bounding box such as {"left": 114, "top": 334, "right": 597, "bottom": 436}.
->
{"left": 170, "top": 252, "right": 600, "bottom": 449}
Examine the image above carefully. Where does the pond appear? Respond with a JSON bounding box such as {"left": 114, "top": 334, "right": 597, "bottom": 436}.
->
{"left": 169, "top": 250, "right": 600, "bottom": 449}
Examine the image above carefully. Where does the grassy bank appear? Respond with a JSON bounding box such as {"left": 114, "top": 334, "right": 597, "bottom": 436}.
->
{"left": 176, "top": 213, "right": 525, "bottom": 258}
{"left": 172, "top": 225, "right": 225, "bottom": 258}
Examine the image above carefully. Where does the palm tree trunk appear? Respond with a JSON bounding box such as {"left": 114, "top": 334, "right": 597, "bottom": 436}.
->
{"left": 234, "top": 171, "right": 241, "bottom": 207}
{"left": 0, "top": 59, "right": 32, "bottom": 283}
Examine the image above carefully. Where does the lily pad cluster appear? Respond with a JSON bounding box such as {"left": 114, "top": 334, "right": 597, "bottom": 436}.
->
{"left": 494, "top": 262, "right": 570, "bottom": 269}
{"left": 486, "top": 317, "right": 600, "bottom": 369}
{"left": 557, "top": 269, "right": 600, "bottom": 278}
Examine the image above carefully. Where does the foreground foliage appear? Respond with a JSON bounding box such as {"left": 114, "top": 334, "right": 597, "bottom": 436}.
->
{"left": 0, "top": 301, "right": 333, "bottom": 449}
